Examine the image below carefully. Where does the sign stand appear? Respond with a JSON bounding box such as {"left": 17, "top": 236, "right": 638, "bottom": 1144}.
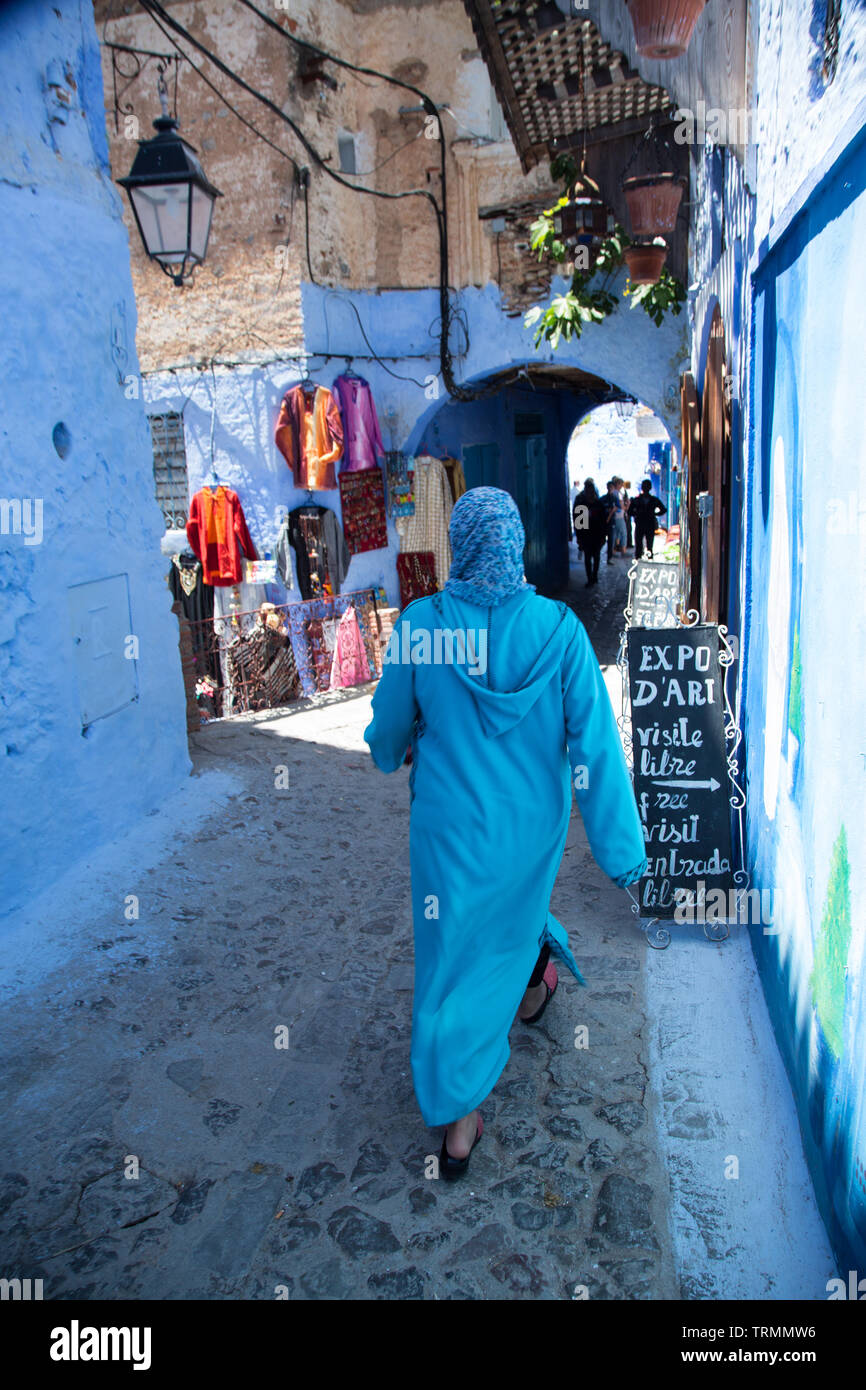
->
{"left": 616, "top": 557, "right": 749, "bottom": 950}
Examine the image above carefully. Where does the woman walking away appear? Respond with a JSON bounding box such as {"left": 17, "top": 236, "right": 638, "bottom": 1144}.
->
{"left": 580, "top": 480, "right": 607, "bottom": 586}
{"left": 364, "top": 488, "right": 646, "bottom": 1177}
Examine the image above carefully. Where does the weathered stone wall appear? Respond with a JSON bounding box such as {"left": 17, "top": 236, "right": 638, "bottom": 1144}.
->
{"left": 97, "top": 0, "right": 555, "bottom": 368}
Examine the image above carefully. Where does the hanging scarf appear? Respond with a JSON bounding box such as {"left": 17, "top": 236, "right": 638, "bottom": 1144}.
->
{"left": 443, "top": 486, "right": 530, "bottom": 607}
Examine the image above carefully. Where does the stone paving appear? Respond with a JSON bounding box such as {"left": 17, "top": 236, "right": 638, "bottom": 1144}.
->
{"left": 0, "top": 550, "right": 681, "bottom": 1300}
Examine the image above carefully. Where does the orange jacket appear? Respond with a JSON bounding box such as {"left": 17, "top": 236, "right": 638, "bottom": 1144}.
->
{"left": 186, "top": 486, "right": 257, "bottom": 587}
{"left": 275, "top": 385, "right": 343, "bottom": 490}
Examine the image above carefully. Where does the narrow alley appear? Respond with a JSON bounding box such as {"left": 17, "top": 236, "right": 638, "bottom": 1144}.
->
{"left": 0, "top": 556, "right": 829, "bottom": 1301}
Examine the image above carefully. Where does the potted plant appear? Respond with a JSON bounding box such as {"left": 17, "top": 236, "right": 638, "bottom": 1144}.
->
{"left": 622, "top": 171, "right": 685, "bottom": 238}
{"left": 623, "top": 237, "right": 668, "bottom": 284}
{"left": 626, "top": 0, "right": 706, "bottom": 59}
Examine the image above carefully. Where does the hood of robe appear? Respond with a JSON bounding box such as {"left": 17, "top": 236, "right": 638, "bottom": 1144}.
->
{"left": 435, "top": 587, "right": 572, "bottom": 739}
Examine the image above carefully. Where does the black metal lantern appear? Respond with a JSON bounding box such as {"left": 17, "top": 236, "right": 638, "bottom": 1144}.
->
{"left": 118, "top": 114, "right": 222, "bottom": 286}
{"left": 552, "top": 169, "right": 610, "bottom": 249}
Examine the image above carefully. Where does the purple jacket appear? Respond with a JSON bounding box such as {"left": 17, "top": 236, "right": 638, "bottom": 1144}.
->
{"left": 333, "top": 374, "right": 384, "bottom": 472}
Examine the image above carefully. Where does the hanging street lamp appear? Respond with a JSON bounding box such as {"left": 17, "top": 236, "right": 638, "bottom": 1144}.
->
{"left": 552, "top": 167, "right": 612, "bottom": 250}
{"left": 614, "top": 396, "right": 637, "bottom": 419}
{"left": 118, "top": 80, "right": 221, "bottom": 287}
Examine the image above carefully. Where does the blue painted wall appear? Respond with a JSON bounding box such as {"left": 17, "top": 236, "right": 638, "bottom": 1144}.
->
{"left": 0, "top": 0, "right": 191, "bottom": 920}
{"left": 744, "top": 117, "right": 866, "bottom": 1273}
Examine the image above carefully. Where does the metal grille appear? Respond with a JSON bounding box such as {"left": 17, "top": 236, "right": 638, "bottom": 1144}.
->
{"left": 149, "top": 412, "right": 190, "bottom": 529}
{"left": 184, "top": 591, "right": 382, "bottom": 721}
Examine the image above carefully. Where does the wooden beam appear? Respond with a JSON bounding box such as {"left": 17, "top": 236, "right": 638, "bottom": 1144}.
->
{"left": 463, "top": 0, "right": 538, "bottom": 172}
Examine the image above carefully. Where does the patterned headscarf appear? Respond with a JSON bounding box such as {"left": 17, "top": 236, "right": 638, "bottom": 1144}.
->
{"left": 444, "top": 486, "right": 529, "bottom": 607}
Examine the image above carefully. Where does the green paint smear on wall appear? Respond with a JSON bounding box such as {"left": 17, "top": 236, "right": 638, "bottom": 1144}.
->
{"left": 810, "top": 826, "right": 852, "bottom": 1059}
{"left": 788, "top": 624, "right": 803, "bottom": 741}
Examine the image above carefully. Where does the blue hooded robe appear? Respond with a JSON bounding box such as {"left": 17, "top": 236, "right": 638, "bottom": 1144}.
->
{"left": 364, "top": 491, "right": 646, "bottom": 1126}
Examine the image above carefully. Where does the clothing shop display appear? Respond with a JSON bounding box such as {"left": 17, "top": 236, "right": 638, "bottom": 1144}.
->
{"left": 364, "top": 488, "right": 646, "bottom": 1128}
{"left": 396, "top": 551, "right": 438, "bottom": 610}
{"left": 276, "top": 506, "right": 350, "bottom": 600}
{"left": 287, "top": 592, "right": 380, "bottom": 697}
{"left": 329, "top": 605, "right": 371, "bottom": 689}
{"left": 385, "top": 451, "right": 415, "bottom": 518}
{"left": 186, "top": 485, "right": 258, "bottom": 587}
{"left": 338, "top": 466, "right": 388, "bottom": 555}
{"left": 171, "top": 598, "right": 203, "bottom": 736}
{"left": 332, "top": 374, "right": 384, "bottom": 473}
{"left": 167, "top": 552, "right": 221, "bottom": 690}
{"left": 274, "top": 384, "right": 343, "bottom": 490}
{"left": 442, "top": 455, "right": 468, "bottom": 504}
{"left": 395, "top": 454, "right": 452, "bottom": 588}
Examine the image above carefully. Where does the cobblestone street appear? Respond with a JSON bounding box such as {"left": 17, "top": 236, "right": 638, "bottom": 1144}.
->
{"left": 0, "top": 555, "right": 694, "bottom": 1301}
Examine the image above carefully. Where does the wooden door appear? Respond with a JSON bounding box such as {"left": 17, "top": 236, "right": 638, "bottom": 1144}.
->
{"left": 700, "top": 308, "right": 732, "bottom": 624}
{"left": 514, "top": 434, "right": 548, "bottom": 587}
{"left": 462, "top": 442, "right": 499, "bottom": 489}
{"left": 680, "top": 372, "right": 703, "bottom": 617}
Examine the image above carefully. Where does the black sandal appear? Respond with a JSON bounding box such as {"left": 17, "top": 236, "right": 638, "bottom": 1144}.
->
{"left": 439, "top": 1114, "right": 484, "bottom": 1180}
{"left": 520, "top": 962, "right": 558, "bottom": 1025}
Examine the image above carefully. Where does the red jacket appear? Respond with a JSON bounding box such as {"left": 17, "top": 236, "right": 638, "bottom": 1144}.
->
{"left": 186, "top": 486, "right": 257, "bottom": 587}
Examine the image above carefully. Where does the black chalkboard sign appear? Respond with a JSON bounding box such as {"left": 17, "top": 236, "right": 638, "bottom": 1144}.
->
{"left": 628, "top": 560, "right": 679, "bottom": 629}
{"left": 627, "top": 626, "right": 734, "bottom": 919}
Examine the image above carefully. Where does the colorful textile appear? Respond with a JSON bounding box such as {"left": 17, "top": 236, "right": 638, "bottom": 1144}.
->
{"left": 445, "top": 486, "right": 530, "bottom": 609}
{"left": 395, "top": 454, "right": 452, "bottom": 587}
{"left": 338, "top": 467, "right": 388, "bottom": 555}
{"left": 396, "top": 552, "right": 438, "bottom": 610}
{"left": 276, "top": 507, "right": 350, "bottom": 599}
{"left": 330, "top": 605, "right": 372, "bottom": 689}
{"left": 186, "top": 486, "right": 257, "bottom": 587}
{"left": 332, "top": 374, "right": 384, "bottom": 473}
{"left": 385, "top": 451, "right": 415, "bottom": 518}
{"left": 274, "top": 384, "right": 343, "bottom": 490}
{"left": 364, "top": 587, "right": 647, "bottom": 1126}
{"left": 287, "top": 593, "right": 380, "bottom": 697}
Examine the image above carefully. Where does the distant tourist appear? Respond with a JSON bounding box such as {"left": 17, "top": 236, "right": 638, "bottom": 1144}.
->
{"left": 605, "top": 478, "right": 627, "bottom": 562}
{"left": 572, "top": 477, "right": 595, "bottom": 556}
{"left": 577, "top": 480, "right": 607, "bottom": 586}
{"left": 630, "top": 479, "right": 667, "bottom": 559}
{"left": 622, "top": 480, "right": 633, "bottom": 548}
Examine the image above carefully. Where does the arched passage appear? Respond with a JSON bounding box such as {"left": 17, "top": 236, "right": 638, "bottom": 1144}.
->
{"left": 407, "top": 362, "right": 647, "bottom": 595}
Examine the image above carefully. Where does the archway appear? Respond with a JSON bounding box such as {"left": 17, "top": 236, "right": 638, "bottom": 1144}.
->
{"left": 407, "top": 362, "right": 647, "bottom": 595}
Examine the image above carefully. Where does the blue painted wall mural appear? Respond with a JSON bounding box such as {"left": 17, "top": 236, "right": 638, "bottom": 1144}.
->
{"left": 746, "top": 119, "right": 866, "bottom": 1272}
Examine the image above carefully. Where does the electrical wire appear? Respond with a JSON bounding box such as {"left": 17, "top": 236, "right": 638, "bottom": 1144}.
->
{"left": 134, "top": 0, "right": 506, "bottom": 403}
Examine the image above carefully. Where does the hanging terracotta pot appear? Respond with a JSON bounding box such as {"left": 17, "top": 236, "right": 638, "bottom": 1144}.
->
{"left": 623, "top": 173, "right": 685, "bottom": 237}
{"left": 624, "top": 241, "right": 668, "bottom": 284}
{"left": 626, "top": 0, "right": 706, "bottom": 59}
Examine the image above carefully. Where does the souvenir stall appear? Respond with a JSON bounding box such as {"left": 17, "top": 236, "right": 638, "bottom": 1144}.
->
{"left": 272, "top": 367, "right": 391, "bottom": 695}
{"left": 163, "top": 367, "right": 412, "bottom": 722}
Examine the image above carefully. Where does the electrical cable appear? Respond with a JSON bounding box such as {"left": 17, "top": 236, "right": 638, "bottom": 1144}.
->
{"left": 138, "top": 9, "right": 301, "bottom": 176}
{"left": 134, "top": 0, "right": 510, "bottom": 403}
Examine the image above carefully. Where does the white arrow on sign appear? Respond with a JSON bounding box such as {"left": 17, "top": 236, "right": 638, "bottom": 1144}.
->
{"left": 651, "top": 777, "right": 721, "bottom": 791}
